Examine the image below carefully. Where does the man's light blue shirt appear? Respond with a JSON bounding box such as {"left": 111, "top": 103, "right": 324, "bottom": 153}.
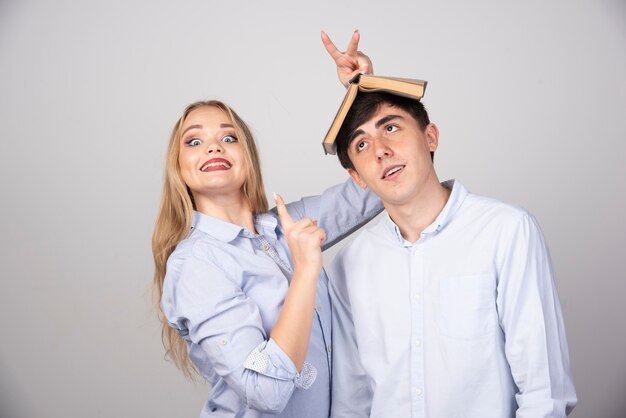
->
{"left": 161, "top": 178, "right": 381, "bottom": 418}
{"left": 328, "top": 180, "right": 577, "bottom": 417}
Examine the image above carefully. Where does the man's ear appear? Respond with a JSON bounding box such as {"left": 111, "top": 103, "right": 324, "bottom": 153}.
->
{"left": 348, "top": 168, "right": 368, "bottom": 189}
{"left": 425, "top": 123, "right": 440, "bottom": 152}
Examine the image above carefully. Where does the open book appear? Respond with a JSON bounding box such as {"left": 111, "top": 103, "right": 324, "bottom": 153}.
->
{"left": 322, "top": 74, "right": 427, "bottom": 155}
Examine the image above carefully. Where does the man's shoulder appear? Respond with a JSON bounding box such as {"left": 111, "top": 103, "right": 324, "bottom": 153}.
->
{"left": 462, "top": 191, "right": 532, "bottom": 226}
{"left": 335, "top": 217, "right": 390, "bottom": 261}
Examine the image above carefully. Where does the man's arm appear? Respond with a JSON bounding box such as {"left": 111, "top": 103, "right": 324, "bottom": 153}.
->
{"left": 497, "top": 213, "right": 577, "bottom": 416}
{"left": 328, "top": 250, "right": 374, "bottom": 417}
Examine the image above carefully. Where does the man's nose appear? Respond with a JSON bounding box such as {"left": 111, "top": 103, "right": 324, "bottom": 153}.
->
{"left": 374, "top": 138, "right": 392, "bottom": 159}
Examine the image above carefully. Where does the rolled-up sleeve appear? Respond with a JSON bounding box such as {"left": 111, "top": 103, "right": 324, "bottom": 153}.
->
{"left": 243, "top": 339, "right": 317, "bottom": 389}
{"left": 496, "top": 214, "right": 577, "bottom": 416}
{"left": 164, "top": 247, "right": 315, "bottom": 414}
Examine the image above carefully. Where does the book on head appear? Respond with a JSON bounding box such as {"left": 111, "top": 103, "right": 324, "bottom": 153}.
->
{"left": 322, "top": 73, "right": 427, "bottom": 155}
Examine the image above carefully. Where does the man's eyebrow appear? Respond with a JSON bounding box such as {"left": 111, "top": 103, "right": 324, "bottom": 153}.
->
{"left": 375, "top": 114, "right": 403, "bottom": 129}
{"left": 348, "top": 128, "right": 365, "bottom": 145}
{"left": 348, "top": 114, "right": 404, "bottom": 145}
{"left": 181, "top": 123, "right": 234, "bottom": 136}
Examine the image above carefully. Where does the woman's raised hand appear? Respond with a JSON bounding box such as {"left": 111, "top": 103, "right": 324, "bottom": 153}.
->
{"left": 275, "top": 193, "right": 325, "bottom": 277}
{"left": 321, "top": 30, "right": 374, "bottom": 87}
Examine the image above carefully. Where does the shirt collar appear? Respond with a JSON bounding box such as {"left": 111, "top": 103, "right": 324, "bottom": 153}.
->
{"left": 191, "top": 210, "right": 281, "bottom": 242}
{"left": 383, "top": 179, "right": 469, "bottom": 245}
{"left": 255, "top": 212, "right": 280, "bottom": 240}
{"left": 192, "top": 211, "right": 246, "bottom": 243}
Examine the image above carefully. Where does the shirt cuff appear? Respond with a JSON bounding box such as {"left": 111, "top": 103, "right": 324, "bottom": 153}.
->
{"left": 293, "top": 360, "right": 317, "bottom": 389}
{"left": 243, "top": 340, "right": 317, "bottom": 389}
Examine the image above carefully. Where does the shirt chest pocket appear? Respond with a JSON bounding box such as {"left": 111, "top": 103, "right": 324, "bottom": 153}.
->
{"left": 438, "top": 274, "right": 496, "bottom": 339}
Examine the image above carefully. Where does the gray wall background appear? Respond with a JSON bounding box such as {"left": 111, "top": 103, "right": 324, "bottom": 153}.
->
{"left": 1, "top": 0, "right": 624, "bottom": 417}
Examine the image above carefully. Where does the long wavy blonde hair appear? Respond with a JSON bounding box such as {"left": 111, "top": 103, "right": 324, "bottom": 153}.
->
{"left": 152, "top": 100, "right": 268, "bottom": 378}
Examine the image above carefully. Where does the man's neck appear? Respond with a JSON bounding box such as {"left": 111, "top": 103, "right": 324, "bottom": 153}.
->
{"left": 385, "top": 181, "right": 452, "bottom": 243}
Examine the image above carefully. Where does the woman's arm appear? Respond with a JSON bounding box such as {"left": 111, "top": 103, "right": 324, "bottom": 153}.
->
{"left": 276, "top": 178, "right": 383, "bottom": 251}
{"left": 271, "top": 32, "right": 382, "bottom": 249}
{"left": 164, "top": 245, "right": 312, "bottom": 414}
{"left": 269, "top": 194, "right": 325, "bottom": 370}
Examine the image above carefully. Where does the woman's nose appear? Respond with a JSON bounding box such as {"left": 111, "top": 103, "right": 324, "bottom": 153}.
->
{"left": 206, "top": 141, "right": 223, "bottom": 153}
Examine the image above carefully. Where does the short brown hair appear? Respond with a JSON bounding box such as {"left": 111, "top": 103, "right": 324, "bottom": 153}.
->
{"left": 335, "top": 92, "right": 431, "bottom": 170}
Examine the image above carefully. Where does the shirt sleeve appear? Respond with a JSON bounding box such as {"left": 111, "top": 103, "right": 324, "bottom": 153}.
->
{"left": 328, "top": 250, "right": 374, "bottom": 417}
{"left": 166, "top": 248, "right": 315, "bottom": 414}
{"left": 273, "top": 177, "right": 383, "bottom": 251}
{"left": 496, "top": 214, "right": 577, "bottom": 417}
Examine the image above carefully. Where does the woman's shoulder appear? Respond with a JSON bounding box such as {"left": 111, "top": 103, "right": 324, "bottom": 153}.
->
{"left": 162, "top": 230, "right": 233, "bottom": 310}
{"left": 167, "top": 228, "right": 220, "bottom": 267}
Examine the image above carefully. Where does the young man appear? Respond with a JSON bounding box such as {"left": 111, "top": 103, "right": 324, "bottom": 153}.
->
{"left": 326, "top": 91, "right": 577, "bottom": 417}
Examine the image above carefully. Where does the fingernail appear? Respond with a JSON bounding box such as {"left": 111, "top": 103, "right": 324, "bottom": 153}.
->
{"left": 273, "top": 192, "right": 278, "bottom": 201}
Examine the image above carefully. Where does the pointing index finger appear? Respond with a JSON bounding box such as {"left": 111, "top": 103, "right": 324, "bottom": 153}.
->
{"left": 274, "top": 192, "right": 294, "bottom": 229}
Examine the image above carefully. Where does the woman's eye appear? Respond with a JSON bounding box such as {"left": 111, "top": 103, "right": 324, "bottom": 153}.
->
{"left": 187, "top": 138, "right": 202, "bottom": 146}
{"left": 386, "top": 125, "right": 399, "bottom": 133}
{"left": 222, "top": 135, "right": 238, "bottom": 143}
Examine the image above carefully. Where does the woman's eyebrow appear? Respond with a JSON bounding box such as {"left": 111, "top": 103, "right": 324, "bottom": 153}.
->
{"left": 182, "top": 124, "right": 202, "bottom": 136}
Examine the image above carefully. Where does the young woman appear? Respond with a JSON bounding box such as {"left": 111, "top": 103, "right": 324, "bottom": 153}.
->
{"left": 152, "top": 32, "right": 380, "bottom": 418}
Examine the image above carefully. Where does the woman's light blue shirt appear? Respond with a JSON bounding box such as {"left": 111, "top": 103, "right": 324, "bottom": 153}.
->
{"left": 161, "top": 178, "right": 382, "bottom": 418}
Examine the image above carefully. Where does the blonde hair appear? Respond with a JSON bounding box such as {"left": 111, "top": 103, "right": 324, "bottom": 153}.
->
{"left": 152, "top": 100, "right": 268, "bottom": 377}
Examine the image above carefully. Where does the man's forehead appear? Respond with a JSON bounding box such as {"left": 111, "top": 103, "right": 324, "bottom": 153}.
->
{"left": 358, "top": 104, "right": 407, "bottom": 128}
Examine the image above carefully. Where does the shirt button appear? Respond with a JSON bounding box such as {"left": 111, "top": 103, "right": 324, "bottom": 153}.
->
{"left": 316, "top": 303, "right": 323, "bottom": 312}
{"left": 327, "top": 346, "right": 332, "bottom": 353}
{"left": 415, "top": 388, "right": 423, "bottom": 396}
{"left": 415, "top": 340, "right": 421, "bottom": 347}
{"left": 414, "top": 293, "right": 421, "bottom": 301}
{"left": 220, "top": 338, "right": 228, "bottom": 346}
{"left": 262, "top": 243, "right": 270, "bottom": 251}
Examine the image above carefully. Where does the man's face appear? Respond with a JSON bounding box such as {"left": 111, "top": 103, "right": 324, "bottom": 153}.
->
{"left": 346, "top": 104, "right": 440, "bottom": 207}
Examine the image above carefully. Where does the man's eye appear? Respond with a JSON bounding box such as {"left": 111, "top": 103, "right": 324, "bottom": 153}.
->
{"left": 386, "top": 125, "right": 399, "bottom": 133}
{"left": 356, "top": 141, "right": 367, "bottom": 152}
{"left": 186, "top": 138, "right": 202, "bottom": 146}
{"left": 222, "top": 135, "right": 238, "bottom": 143}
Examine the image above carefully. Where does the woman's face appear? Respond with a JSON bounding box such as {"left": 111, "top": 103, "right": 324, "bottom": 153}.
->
{"left": 178, "top": 106, "right": 248, "bottom": 203}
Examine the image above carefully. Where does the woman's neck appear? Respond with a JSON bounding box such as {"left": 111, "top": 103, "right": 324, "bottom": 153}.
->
{"left": 194, "top": 192, "right": 256, "bottom": 232}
